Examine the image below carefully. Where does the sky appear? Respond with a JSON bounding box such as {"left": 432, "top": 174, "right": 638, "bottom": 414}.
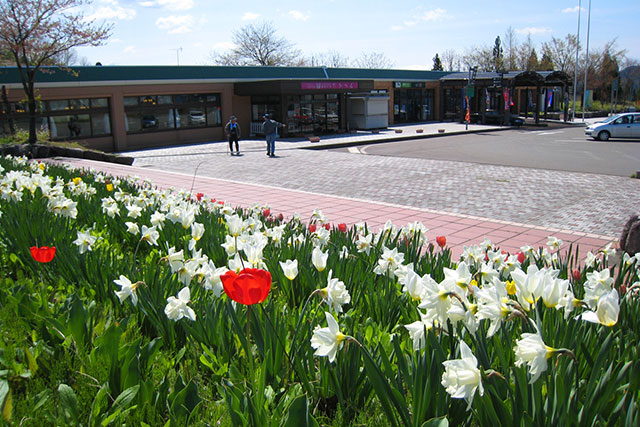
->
{"left": 75, "top": 0, "right": 640, "bottom": 70}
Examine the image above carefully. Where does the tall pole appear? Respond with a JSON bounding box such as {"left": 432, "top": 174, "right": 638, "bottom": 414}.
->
{"left": 572, "top": 0, "right": 581, "bottom": 121}
{"left": 581, "top": 0, "right": 591, "bottom": 122}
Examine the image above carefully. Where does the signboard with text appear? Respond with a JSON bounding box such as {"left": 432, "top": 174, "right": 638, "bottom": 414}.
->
{"left": 300, "top": 82, "right": 358, "bottom": 90}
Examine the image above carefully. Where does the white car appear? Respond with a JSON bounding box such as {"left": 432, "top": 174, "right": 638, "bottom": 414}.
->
{"left": 585, "top": 113, "right": 640, "bottom": 141}
{"left": 188, "top": 110, "right": 206, "bottom": 125}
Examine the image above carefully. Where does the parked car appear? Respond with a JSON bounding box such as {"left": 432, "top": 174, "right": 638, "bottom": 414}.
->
{"left": 188, "top": 110, "right": 206, "bottom": 125}
{"left": 141, "top": 115, "right": 159, "bottom": 128}
{"left": 584, "top": 113, "right": 640, "bottom": 141}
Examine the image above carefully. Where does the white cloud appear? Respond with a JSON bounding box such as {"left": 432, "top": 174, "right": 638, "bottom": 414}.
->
{"left": 288, "top": 10, "right": 310, "bottom": 21}
{"left": 562, "top": 6, "right": 585, "bottom": 13}
{"left": 516, "top": 27, "right": 552, "bottom": 35}
{"left": 213, "top": 41, "right": 235, "bottom": 50}
{"left": 156, "top": 15, "right": 194, "bottom": 34}
{"left": 420, "top": 8, "right": 447, "bottom": 22}
{"left": 392, "top": 8, "right": 447, "bottom": 31}
{"left": 123, "top": 45, "right": 136, "bottom": 54}
{"left": 242, "top": 12, "right": 260, "bottom": 21}
{"left": 86, "top": 6, "right": 136, "bottom": 21}
{"left": 139, "top": 0, "right": 194, "bottom": 11}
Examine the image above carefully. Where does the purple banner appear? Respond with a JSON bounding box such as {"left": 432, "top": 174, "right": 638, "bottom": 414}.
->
{"left": 301, "top": 81, "right": 358, "bottom": 90}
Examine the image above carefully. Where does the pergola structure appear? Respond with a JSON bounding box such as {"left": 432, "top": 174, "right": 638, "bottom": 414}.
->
{"left": 439, "top": 70, "right": 572, "bottom": 124}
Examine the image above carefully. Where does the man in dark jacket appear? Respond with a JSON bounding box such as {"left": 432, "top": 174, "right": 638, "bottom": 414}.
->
{"left": 261, "top": 114, "right": 285, "bottom": 157}
{"left": 224, "top": 116, "right": 241, "bottom": 155}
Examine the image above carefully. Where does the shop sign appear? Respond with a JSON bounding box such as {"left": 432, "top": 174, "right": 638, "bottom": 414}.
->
{"left": 300, "top": 81, "right": 358, "bottom": 90}
{"left": 394, "top": 82, "right": 425, "bottom": 88}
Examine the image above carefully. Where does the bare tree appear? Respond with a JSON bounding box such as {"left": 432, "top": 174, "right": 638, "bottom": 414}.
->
{"left": 351, "top": 51, "right": 394, "bottom": 69}
{"left": 461, "top": 45, "right": 493, "bottom": 71}
{"left": 503, "top": 26, "right": 518, "bottom": 70}
{"left": 209, "top": 22, "right": 302, "bottom": 66}
{"left": 440, "top": 49, "right": 459, "bottom": 72}
{"left": 307, "top": 50, "right": 349, "bottom": 68}
{"left": 516, "top": 34, "right": 536, "bottom": 71}
{"left": 541, "top": 35, "right": 580, "bottom": 75}
{"left": 0, "top": 0, "right": 111, "bottom": 143}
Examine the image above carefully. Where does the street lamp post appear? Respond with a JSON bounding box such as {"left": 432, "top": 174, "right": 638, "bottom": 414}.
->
{"left": 572, "top": 0, "right": 581, "bottom": 122}
{"left": 582, "top": 0, "right": 592, "bottom": 122}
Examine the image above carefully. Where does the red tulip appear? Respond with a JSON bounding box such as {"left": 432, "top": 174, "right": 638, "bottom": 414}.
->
{"left": 30, "top": 246, "right": 56, "bottom": 263}
{"left": 221, "top": 268, "right": 271, "bottom": 305}
{"left": 516, "top": 251, "right": 525, "bottom": 264}
{"left": 436, "top": 236, "right": 446, "bottom": 248}
{"left": 195, "top": 192, "right": 204, "bottom": 201}
{"left": 338, "top": 223, "right": 347, "bottom": 233}
{"left": 262, "top": 208, "right": 271, "bottom": 217}
{"left": 572, "top": 269, "right": 581, "bottom": 282}
{"left": 323, "top": 223, "right": 330, "bottom": 230}
{"left": 277, "top": 213, "right": 284, "bottom": 221}
{"left": 308, "top": 224, "right": 317, "bottom": 233}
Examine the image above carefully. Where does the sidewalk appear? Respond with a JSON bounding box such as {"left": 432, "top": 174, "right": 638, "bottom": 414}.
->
{"left": 57, "top": 155, "right": 617, "bottom": 260}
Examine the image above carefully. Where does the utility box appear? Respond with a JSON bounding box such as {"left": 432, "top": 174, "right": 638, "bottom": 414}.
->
{"left": 348, "top": 95, "right": 389, "bottom": 129}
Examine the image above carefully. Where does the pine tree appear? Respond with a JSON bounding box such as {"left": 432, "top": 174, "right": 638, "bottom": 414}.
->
{"left": 492, "top": 36, "right": 504, "bottom": 71}
{"left": 432, "top": 53, "right": 444, "bottom": 71}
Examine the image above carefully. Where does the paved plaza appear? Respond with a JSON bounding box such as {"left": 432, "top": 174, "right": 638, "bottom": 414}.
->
{"left": 55, "top": 122, "right": 640, "bottom": 258}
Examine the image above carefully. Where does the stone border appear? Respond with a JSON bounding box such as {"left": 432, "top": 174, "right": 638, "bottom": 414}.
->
{"left": 0, "top": 143, "right": 134, "bottom": 165}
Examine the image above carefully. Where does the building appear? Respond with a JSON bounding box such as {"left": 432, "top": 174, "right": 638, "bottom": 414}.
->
{"left": 1, "top": 66, "right": 571, "bottom": 152}
{"left": 1, "top": 65, "right": 449, "bottom": 152}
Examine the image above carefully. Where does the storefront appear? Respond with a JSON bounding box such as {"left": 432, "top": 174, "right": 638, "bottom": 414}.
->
{"left": 393, "top": 82, "right": 436, "bottom": 123}
{"left": 1, "top": 65, "right": 449, "bottom": 151}
{"left": 235, "top": 80, "right": 374, "bottom": 136}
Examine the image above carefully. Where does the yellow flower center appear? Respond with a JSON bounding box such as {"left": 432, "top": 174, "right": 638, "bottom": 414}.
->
{"left": 506, "top": 281, "right": 516, "bottom": 295}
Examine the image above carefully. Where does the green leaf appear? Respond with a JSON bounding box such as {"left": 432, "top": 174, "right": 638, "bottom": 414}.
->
{"left": 421, "top": 416, "right": 449, "bottom": 427}
{"left": 58, "top": 383, "right": 79, "bottom": 426}
{"left": 281, "top": 395, "right": 319, "bottom": 427}
{"left": 0, "top": 380, "right": 11, "bottom": 423}
{"left": 111, "top": 385, "right": 140, "bottom": 411}
{"left": 24, "top": 347, "right": 38, "bottom": 375}
{"left": 170, "top": 379, "right": 201, "bottom": 420}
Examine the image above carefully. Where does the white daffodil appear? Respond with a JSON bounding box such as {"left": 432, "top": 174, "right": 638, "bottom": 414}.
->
{"left": 373, "top": 246, "right": 405, "bottom": 277}
{"left": 339, "top": 245, "right": 350, "bottom": 259}
{"left": 356, "top": 233, "right": 373, "bottom": 255}
{"left": 400, "top": 268, "right": 428, "bottom": 302}
{"left": 166, "top": 246, "right": 185, "bottom": 273}
{"left": 311, "top": 247, "right": 328, "bottom": 272}
{"left": 279, "top": 259, "right": 299, "bottom": 280}
{"left": 150, "top": 211, "right": 166, "bottom": 229}
{"left": 140, "top": 225, "right": 160, "bottom": 246}
{"left": 580, "top": 288, "right": 619, "bottom": 326}
{"left": 584, "top": 251, "right": 597, "bottom": 269}
{"left": 441, "top": 341, "right": 484, "bottom": 410}
{"left": 125, "top": 204, "right": 142, "bottom": 218}
{"left": 514, "top": 332, "right": 555, "bottom": 383}
{"left": 226, "top": 214, "right": 244, "bottom": 237}
{"left": 510, "top": 265, "right": 544, "bottom": 310}
{"left": 114, "top": 275, "right": 140, "bottom": 306}
{"left": 319, "top": 270, "right": 351, "bottom": 313}
{"left": 442, "top": 261, "right": 473, "bottom": 294}
{"left": 310, "top": 312, "right": 347, "bottom": 363}
{"left": 475, "top": 281, "right": 512, "bottom": 337}
{"left": 405, "top": 309, "right": 435, "bottom": 351}
{"left": 244, "top": 243, "right": 267, "bottom": 269}
{"left": 541, "top": 277, "right": 569, "bottom": 308}
{"left": 125, "top": 221, "right": 140, "bottom": 235}
{"left": 546, "top": 236, "right": 563, "bottom": 250}
{"left": 73, "top": 230, "right": 97, "bottom": 254}
{"left": 164, "top": 287, "right": 196, "bottom": 322}
{"left": 583, "top": 269, "right": 614, "bottom": 309}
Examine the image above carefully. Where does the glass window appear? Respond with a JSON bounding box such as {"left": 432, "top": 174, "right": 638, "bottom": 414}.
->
{"left": 91, "top": 113, "right": 111, "bottom": 136}
{"left": 206, "top": 106, "right": 221, "bottom": 127}
{"left": 91, "top": 98, "right": 108, "bottom": 108}
{"left": 70, "top": 99, "right": 90, "bottom": 110}
{"left": 123, "top": 97, "right": 138, "bottom": 106}
{"left": 157, "top": 95, "right": 173, "bottom": 104}
{"left": 49, "top": 100, "right": 69, "bottom": 111}
{"left": 49, "top": 114, "right": 90, "bottom": 139}
{"left": 140, "top": 96, "right": 157, "bottom": 105}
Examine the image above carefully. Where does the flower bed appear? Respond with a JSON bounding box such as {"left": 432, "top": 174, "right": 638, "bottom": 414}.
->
{"left": 0, "top": 154, "right": 638, "bottom": 425}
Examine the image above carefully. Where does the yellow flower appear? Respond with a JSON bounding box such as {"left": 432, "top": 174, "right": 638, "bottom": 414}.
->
{"left": 72, "top": 177, "right": 82, "bottom": 185}
{"left": 38, "top": 163, "right": 45, "bottom": 170}
{"left": 506, "top": 280, "right": 516, "bottom": 295}
{"left": 106, "top": 183, "right": 114, "bottom": 192}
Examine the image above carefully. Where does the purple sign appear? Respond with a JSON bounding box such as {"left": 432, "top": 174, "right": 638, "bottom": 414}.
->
{"left": 301, "top": 81, "right": 358, "bottom": 90}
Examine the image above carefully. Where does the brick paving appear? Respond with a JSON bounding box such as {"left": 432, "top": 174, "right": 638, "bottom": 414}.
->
{"left": 51, "top": 122, "right": 639, "bottom": 259}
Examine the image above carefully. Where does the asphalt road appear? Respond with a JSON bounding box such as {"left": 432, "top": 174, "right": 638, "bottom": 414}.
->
{"left": 338, "top": 126, "right": 640, "bottom": 177}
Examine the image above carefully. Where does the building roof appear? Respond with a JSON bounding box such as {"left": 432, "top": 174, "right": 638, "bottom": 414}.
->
{"left": 0, "top": 65, "right": 452, "bottom": 88}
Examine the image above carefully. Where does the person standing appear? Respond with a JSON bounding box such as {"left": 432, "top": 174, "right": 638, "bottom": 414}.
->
{"left": 262, "top": 114, "right": 285, "bottom": 157}
{"left": 224, "top": 116, "right": 241, "bottom": 155}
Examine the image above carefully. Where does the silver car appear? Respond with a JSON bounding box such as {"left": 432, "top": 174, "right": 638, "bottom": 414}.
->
{"left": 585, "top": 113, "right": 640, "bottom": 141}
